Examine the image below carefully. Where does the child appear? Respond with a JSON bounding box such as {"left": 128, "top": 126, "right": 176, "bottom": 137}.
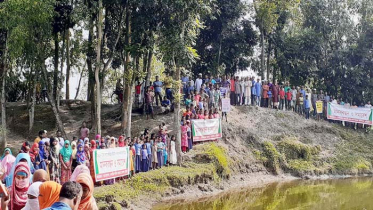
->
{"left": 208, "top": 110, "right": 213, "bottom": 119}
{"left": 186, "top": 120, "right": 192, "bottom": 151}
{"left": 198, "top": 109, "right": 204, "bottom": 119}
{"left": 156, "top": 137, "right": 165, "bottom": 168}
{"left": 213, "top": 108, "right": 220, "bottom": 119}
{"left": 141, "top": 144, "right": 149, "bottom": 172}
{"left": 213, "top": 87, "right": 220, "bottom": 108}
{"left": 198, "top": 98, "right": 204, "bottom": 110}
{"left": 203, "top": 110, "right": 208, "bottom": 119}
{"left": 286, "top": 89, "right": 292, "bottom": 110}
{"left": 194, "top": 90, "right": 201, "bottom": 105}
{"left": 169, "top": 135, "right": 177, "bottom": 165}
{"left": 161, "top": 96, "right": 171, "bottom": 107}
{"left": 181, "top": 119, "right": 188, "bottom": 153}
{"left": 151, "top": 139, "right": 158, "bottom": 170}
{"left": 134, "top": 138, "right": 142, "bottom": 173}
{"left": 145, "top": 139, "right": 152, "bottom": 170}
{"left": 76, "top": 144, "right": 86, "bottom": 166}
{"left": 185, "top": 95, "right": 192, "bottom": 106}
{"left": 279, "top": 87, "right": 285, "bottom": 110}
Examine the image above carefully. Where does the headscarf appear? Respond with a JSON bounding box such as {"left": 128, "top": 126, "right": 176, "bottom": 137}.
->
{"left": 20, "top": 142, "right": 30, "bottom": 153}
{"left": 59, "top": 140, "right": 72, "bottom": 162}
{"left": 39, "top": 141, "right": 47, "bottom": 160}
{"left": 118, "top": 136, "right": 125, "bottom": 147}
{"left": 109, "top": 137, "right": 116, "bottom": 148}
{"left": 50, "top": 137, "right": 60, "bottom": 157}
{"left": 71, "top": 141, "right": 77, "bottom": 159}
{"left": 70, "top": 165, "right": 90, "bottom": 182}
{"left": 76, "top": 173, "right": 98, "bottom": 210}
{"left": 90, "top": 140, "right": 96, "bottom": 152}
{"left": 32, "top": 169, "right": 49, "bottom": 183}
{"left": 5, "top": 153, "right": 33, "bottom": 187}
{"left": 95, "top": 134, "right": 101, "bottom": 140}
{"left": 0, "top": 148, "right": 15, "bottom": 179}
{"left": 1, "top": 148, "right": 12, "bottom": 160}
{"left": 11, "top": 162, "right": 31, "bottom": 210}
{"left": 76, "top": 144, "right": 86, "bottom": 163}
{"left": 29, "top": 143, "right": 39, "bottom": 162}
{"left": 84, "top": 138, "right": 89, "bottom": 144}
{"left": 38, "top": 181, "right": 62, "bottom": 209}
{"left": 23, "top": 181, "right": 43, "bottom": 210}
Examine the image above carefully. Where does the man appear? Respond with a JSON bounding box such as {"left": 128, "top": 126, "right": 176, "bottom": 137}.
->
{"left": 284, "top": 82, "right": 291, "bottom": 109}
{"left": 311, "top": 89, "right": 318, "bottom": 117}
{"left": 153, "top": 76, "right": 163, "bottom": 106}
{"left": 255, "top": 78, "right": 261, "bottom": 106}
{"left": 44, "top": 181, "right": 83, "bottom": 210}
{"left": 365, "top": 101, "right": 372, "bottom": 108}
{"left": 251, "top": 77, "right": 256, "bottom": 106}
{"left": 234, "top": 77, "right": 241, "bottom": 105}
{"left": 230, "top": 76, "right": 236, "bottom": 105}
{"left": 35, "top": 130, "right": 47, "bottom": 144}
{"left": 305, "top": 95, "right": 310, "bottom": 119}
{"left": 291, "top": 86, "right": 297, "bottom": 112}
{"left": 203, "top": 74, "right": 209, "bottom": 85}
{"left": 145, "top": 88, "right": 154, "bottom": 120}
{"left": 195, "top": 73, "right": 203, "bottom": 93}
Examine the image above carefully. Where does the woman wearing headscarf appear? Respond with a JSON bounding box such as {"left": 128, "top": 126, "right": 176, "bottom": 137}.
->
{"left": 95, "top": 134, "right": 101, "bottom": 149}
{"left": 9, "top": 162, "right": 31, "bottom": 210}
{"left": 89, "top": 140, "right": 99, "bottom": 186}
{"left": 118, "top": 136, "right": 125, "bottom": 147}
{"left": 19, "top": 142, "right": 30, "bottom": 154}
{"left": 38, "top": 141, "right": 48, "bottom": 171}
{"left": 22, "top": 181, "right": 42, "bottom": 210}
{"left": 38, "top": 181, "right": 62, "bottom": 209}
{"left": 71, "top": 141, "right": 78, "bottom": 171}
{"left": 29, "top": 143, "right": 38, "bottom": 163}
{"left": 59, "top": 140, "right": 72, "bottom": 184}
{"left": 76, "top": 144, "right": 86, "bottom": 166}
{"left": 109, "top": 137, "right": 116, "bottom": 149}
{"left": 70, "top": 165, "right": 90, "bottom": 182}
{"left": 76, "top": 173, "right": 98, "bottom": 210}
{"left": 48, "top": 138, "right": 60, "bottom": 184}
{"left": 31, "top": 143, "right": 45, "bottom": 171}
{"left": 0, "top": 148, "right": 15, "bottom": 182}
{"left": 5, "top": 153, "right": 33, "bottom": 188}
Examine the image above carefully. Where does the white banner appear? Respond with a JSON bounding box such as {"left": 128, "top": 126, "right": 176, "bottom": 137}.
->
{"left": 192, "top": 118, "right": 222, "bottom": 142}
{"left": 327, "top": 103, "right": 373, "bottom": 125}
{"left": 93, "top": 147, "right": 130, "bottom": 181}
{"left": 221, "top": 98, "right": 231, "bottom": 112}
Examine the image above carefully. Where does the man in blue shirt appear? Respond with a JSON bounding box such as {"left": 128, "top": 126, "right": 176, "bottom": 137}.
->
{"left": 305, "top": 95, "right": 310, "bottom": 119}
{"left": 255, "top": 78, "right": 261, "bottom": 106}
{"left": 45, "top": 181, "right": 82, "bottom": 210}
{"left": 153, "top": 76, "right": 163, "bottom": 106}
{"left": 251, "top": 78, "right": 256, "bottom": 106}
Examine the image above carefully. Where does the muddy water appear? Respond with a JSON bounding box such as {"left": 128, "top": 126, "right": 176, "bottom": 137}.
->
{"left": 153, "top": 177, "right": 373, "bottom": 210}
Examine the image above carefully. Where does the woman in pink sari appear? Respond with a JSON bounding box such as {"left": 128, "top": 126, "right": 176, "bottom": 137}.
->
{"left": 181, "top": 119, "right": 188, "bottom": 153}
{"left": 0, "top": 148, "right": 15, "bottom": 182}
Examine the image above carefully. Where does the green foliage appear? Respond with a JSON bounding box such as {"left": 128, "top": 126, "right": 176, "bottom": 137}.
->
{"left": 278, "top": 139, "right": 320, "bottom": 161}
{"left": 262, "top": 141, "right": 281, "bottom": 174}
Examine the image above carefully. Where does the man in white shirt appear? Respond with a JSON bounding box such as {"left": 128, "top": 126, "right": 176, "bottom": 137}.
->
{"left": 365, "top": 101, "right": 372, "bottom": 108}
{"left": 195, "top": 73, "right": 203, "bottom": 93}
{"left": 57, "top": 130, "right": 65, "bottom": 147}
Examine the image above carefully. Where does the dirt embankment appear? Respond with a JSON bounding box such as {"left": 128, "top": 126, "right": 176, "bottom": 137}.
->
{"left": 4, "top": 102, "right": 373, "bottom": 209}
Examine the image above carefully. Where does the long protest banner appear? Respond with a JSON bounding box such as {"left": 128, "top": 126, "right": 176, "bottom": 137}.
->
{"left": 192, "top": 118, "right": 222, "bottom": 142}
{"left": 93, "top": 146, "right": 130, "bottom": 182}
{"left": 327, "top": 102, "right": 373, "bottom": 125}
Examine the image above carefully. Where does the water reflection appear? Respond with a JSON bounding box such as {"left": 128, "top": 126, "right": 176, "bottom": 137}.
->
{"left": 153, "top": 177, "right": 373, "bottom": 210}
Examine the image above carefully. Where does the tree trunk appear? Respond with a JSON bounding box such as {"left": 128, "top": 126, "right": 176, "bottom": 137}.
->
{"left": 95, "top": 0, "right": 104, "bottom": 135}
{"left": 122, "top": 5, "right": 132, "bottom": 135}
{"left": 174, "top": 65, "right": 182, "bottom": 165}
{"left": 145, "top": 50, "right": 153, "bottom": 87}
{"left": 41, "top": 62, "right": 67, "bottom": 139}
{"left": 57, "top": 30, "right": 66, "bottom": 111}
{"left": 29, "top": 68, "right": 37, "bottom": 133}
{"left": 74, "top": 65, "right": 85, "bottom": 100}
{"left": 53, "top": 33, "right": 59, "bottom": 100}
{"left": 266, "top": 38, "right": 271, "bottom": 81}
{"left": 260, "top": 27, "right": 265, "bottom": 79}
{"left": 66, "top": 30, "right": 71, "bottom": 100}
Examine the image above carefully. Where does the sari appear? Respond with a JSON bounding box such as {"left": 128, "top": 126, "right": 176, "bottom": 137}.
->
{"left": 48, "top": 138, "right": 60, "bottom": 183}
{"left": 89, "top": 140, "right": 96, "bottom": 184}
{"left": 0, "top": 148, "right": 15, "bottom": 181}
{"left": 59, "top": 140, "right": 72, "bottom": 184}
{"left": 5, "top": 153, "right": 33, "bottom": 188}
{"left": 76, "top": 173, "right": 98, "bottom": 210}
{"left": 71, "top": 141, "right": 78, "bottom": 171}
{"left": 38, "top": 181, "right": 62, "bottom": 209}
{"left": 10, "top": 162, "right": 31, "bottom": 210}
{"left": 36, "top": 141, "right": 47, "bottom": 171}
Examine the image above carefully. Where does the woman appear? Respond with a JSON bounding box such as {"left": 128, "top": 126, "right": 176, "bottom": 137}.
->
{"left": 89, "top": 140, "right": 97, "bottom": 185}
{"left": 19, "top": 142, "right": 30, "bottom": 154}
{"left": 38, "top": 181, "right": 62, "bottom": 209}
{"left": 59, "top": 140, "right": 72, "bottom": 184}
{"left": 181, "top": 119, "right": 188, "bottom": 153}
{"left": 118, "top": 136, "right": 125, "bottom": 147}
{"left": 38, "top": 141, "right": 48, "bottom": 171}
{"left": 10, "top": 162, "right": 31, "bottom": 210}
{"left": 48, "top": 138, "right": 60, "bottom": 183}
{"left": 156, "top": 137, "right": 165, "bottom": 168}
{"left": 31, "top": 143, "right": 45, "bottom": 171}
{"left": 76, "top": 173, "right": 98, "bottom": 210}
{"left": 109, "top": 137, "right": 116, "bottom": 148}
{"left": 29, "top": 143, "right": 38, "bottom": 163}
{"left": 0, "top": 148, "right": 15, "bottom": 182}
{"left": 23, "top": 181, "right": 42, "bottom": 210}
{"left": 5, "top": 153, "right": 33, "bottom": 188}
{"left": 71, "top": 141, "right": 78, "bottom": 171}
{"left": 95, "top": 134, "right": 101, "bottom": 149}
{"left": 104, "top": 140, "right": 115, "bottom": 185}
{"left": 169, "top": 135, "right": 177, "bottom": 165}
{"left": 70, "top": 165, "right": 90, "bottom": 182}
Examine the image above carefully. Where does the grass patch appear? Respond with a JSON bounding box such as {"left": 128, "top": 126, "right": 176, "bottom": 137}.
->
{"left": 278, "top": 138, "right": 321, "bottom": 161}
{"left": 262, "top": 141, "right": 281, "bottom": 174}
{"left": 288, "top": 160, "right": 316, "bottom": 173}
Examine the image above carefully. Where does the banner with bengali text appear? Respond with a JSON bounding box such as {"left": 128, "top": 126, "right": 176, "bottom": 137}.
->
{"left": 93, "top": 146, "right": 130, "bottom": 182}
{"left": 327, "top": 103, "right": 373, "bottom": 125}
{"left": 192, "top": 118, "right": 222, "bottom": 142}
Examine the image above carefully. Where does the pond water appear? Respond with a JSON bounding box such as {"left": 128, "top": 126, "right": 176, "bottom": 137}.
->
{"left": 153, "top": 177, "right": 373, "bottom": 210}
